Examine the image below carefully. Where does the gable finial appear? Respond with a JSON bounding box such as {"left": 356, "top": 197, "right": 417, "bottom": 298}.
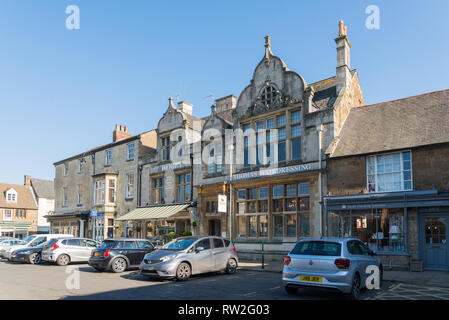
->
{"left": 168, "top": 97, "right": 176, "bottom": 109}
{"left": 264, "top": 35, "right": 273, "bottom": 64}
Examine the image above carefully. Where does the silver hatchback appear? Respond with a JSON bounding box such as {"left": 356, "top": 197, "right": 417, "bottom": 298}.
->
{"left": 139, "top": 236, "right": 239, "bottom": 281}
{"left": 42, "top": 237, "right": 99, "bottom": 266}
{"left": 282, "top": 238, "right": 383, "bottom": 299}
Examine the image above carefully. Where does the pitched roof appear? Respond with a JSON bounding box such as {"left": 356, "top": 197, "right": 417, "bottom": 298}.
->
{"left": 327, "top": 89, "right": 449, "bottom": 158}
{"left": 0, "top": 183, "right": 38, "bottom": 210}
{"left": 30, "top": 178, "right": 54, "bottom": 199}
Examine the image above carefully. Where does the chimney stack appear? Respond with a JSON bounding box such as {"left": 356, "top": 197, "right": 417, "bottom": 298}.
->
{"left": 113, "top": 124, "right": 133, "bottom": 142}
{"left": 335, "top": 20, "right": 352, "bottom": 95}
{"left": 24, "top": 175, "right": 31, "bottom": 187}
{"left": 177, "top": 101, "right": 193, "bottom": 115}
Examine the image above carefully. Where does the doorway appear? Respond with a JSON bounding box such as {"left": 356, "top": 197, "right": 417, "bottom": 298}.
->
{"left": 419, "top": 212, "right": 449, "bottom": 270}
{"left": 208, "top": 220, "right": 221, "bottom": 237}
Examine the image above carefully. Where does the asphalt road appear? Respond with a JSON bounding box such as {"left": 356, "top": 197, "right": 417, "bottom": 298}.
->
{"left": 0, "top": 259, "right": 387, "bottom": 300}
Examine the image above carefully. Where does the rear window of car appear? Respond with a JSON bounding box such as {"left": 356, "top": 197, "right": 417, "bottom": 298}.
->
{"left": 99, "top": 241, "right": 123, "bottom": 249}
{"left": 224, "top": 239, "right": 231, "bottom": 247}
{"left": 291, "top": 241, "right": 342, "bottom": 256}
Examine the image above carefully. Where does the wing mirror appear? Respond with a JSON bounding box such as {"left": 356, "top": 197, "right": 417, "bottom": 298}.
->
{"left": 195, "top": 246, "right": 204, "bottom": 253}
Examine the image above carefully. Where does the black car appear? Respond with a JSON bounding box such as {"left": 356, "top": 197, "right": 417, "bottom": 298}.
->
{"left": 10, "top": 243, "right": 44, "bottom": 264}
{"left": 88, "top": 238, "right": 155, "bottom": 273}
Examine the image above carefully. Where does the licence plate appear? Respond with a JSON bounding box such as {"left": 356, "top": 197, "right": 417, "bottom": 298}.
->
{"left": 94, "top": 251, "right": 102, "bottom": 257}
{"left": 300, "top": 275, "right": 322, "bottom": 283}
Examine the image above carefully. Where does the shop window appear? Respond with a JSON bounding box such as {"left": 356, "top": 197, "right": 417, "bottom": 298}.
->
{"left": 273, "top": 215, "right": 283, "bottom": 237}
{"left": 367, "top": 151, "right": 412, "bottom": 192}
{"left": 328, "top": 209, "right": 406, "bottom": 253}
{"left": 249, "top": 216, "right": 257, "bottom": 237}
{"left": 238, "top": 216, "right": 247, "bottom": 237}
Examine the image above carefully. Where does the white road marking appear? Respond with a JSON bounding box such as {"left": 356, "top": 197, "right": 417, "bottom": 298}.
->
{"left": 243, "top": 292, "right": 257, "bottom": 296}
{"left": 269, "top": 286, "right": 280, "bottom": 290}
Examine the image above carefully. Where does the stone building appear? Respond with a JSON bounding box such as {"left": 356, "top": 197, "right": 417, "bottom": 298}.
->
{"left": 0, "top": 179, "right": 39, "bottom": 239}
{"left": 324, "top": 89, "right": 449, "bottom": 271}
{"left": 194, "top": 22, "right": 364, "bottom": 253}
{"left": 27, "top": 176, "right": 54, "bottom": 233}
{"left": 49, "top": 125, "right": 156, "bottom": 241}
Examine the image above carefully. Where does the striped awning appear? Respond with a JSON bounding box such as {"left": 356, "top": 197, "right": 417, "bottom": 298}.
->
{"left": 116, "top": 204, "right": 190, "bottom": 221}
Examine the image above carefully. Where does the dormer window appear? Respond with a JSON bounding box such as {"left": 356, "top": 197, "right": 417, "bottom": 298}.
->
{"left": 6, "top": 189, "right": 17, "bottom": 203}
{"left": 260, "top": 85, "right": 278, "bottom": 107}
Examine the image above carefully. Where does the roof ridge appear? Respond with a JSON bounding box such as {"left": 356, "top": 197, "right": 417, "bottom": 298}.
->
{"left": 354, "top": 88, "right": 449, "bottom": 110}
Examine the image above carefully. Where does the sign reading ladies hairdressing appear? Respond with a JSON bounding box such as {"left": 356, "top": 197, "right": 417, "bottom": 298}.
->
{"left": 231, "top": 162, "right": 321, "bottom": 182}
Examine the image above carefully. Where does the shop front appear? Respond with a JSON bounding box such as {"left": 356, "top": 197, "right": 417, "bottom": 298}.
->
{"left": 116, "top": 203, "right": 193, "bottom": 239}
{"left": 324, "top": 189, "right": 449, "bottom": 270}
{"left": 46, "top": 211, "right": 90, "bottom": 237}
{"left": 0, "top": 222, "right": 32, "bottom": 239}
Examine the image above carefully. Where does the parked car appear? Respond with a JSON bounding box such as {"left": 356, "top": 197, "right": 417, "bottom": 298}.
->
{"left": 282, "top": 238, "right": 383, "bottom": 300}
{"left": 88, "top": 238, "right": 155, "bottom": 273}
{"left": 41, "top": 238, "right": 100, "bottom": 266}
{"left": 139, "top": 236, "right": 238, "bottom": 281}
{"left": 4, "top": 234, "right": 74, "bottom": 260}
{"left": 9, "top": 243, "right": 45, "bottom": 264}
{"left": 147, "top": 235, "right": 171, "bottom": 247}
{"left": 0, "top": 239, "right": 21, "bottom": 258}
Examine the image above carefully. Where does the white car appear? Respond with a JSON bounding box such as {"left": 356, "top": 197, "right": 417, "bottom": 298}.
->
{"left": 0, "top": 239, "right": 21, "bottom": 258}
{"left": 4, "top": 234, "right": 74, "bottom": 260}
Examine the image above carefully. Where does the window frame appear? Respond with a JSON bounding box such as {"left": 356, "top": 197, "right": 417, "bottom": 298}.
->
{"left": 366, "top": 151, "right": 413, "bottom": 193}
{"left": 127, "top": 143, "right": 135, "bottom": 161}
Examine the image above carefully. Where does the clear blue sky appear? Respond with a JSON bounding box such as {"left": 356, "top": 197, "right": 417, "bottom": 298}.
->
{"left": 1, "top": 0, "right": 448, "bottom": 185}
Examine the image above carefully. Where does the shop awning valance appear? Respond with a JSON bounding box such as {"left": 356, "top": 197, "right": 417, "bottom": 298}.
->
{"left": 116, "top": 204, "right": 190, "bottom": 221}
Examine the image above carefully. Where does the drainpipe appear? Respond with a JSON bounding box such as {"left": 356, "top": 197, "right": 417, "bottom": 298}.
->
{"left": 137, "top": 163, "right": 143, "bottom": 207}
{"left": 228, "top": 144, "right": 234, "bottom": 241}
{"left": 317, "top": 124, "right": 324, "bottom": 237}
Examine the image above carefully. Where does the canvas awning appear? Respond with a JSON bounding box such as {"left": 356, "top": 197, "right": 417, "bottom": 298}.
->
{"left": 116, "top": 204, "right": 190, "bottom": 221}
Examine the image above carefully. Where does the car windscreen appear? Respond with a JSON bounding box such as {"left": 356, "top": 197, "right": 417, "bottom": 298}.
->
{"left": 160, "top": 238, "right": 197, "bottom": 251}
{"left": 290, "top": 241, "right": 342, "bottom": 256}
{"left": 19, "top": 236, "right": 36, "bottom": 245}
{"left": 98, "top": 241, "right": 122, "bottom": 249}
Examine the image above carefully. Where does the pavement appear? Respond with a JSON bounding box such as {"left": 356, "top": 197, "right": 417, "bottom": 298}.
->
{"left": 238, "top": 260, "right": 449, "bottom": 289}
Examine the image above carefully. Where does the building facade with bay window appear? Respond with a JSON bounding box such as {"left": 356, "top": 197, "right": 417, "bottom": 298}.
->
{"left": 325, "top": 89, "right": 449, "bottom": 271}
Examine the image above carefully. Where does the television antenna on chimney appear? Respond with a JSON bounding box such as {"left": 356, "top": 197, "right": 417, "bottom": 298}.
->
{"left": 204, "top": 94, "right": 215, "bottom": 101}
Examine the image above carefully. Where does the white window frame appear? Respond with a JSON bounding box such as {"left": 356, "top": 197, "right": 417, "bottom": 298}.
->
{"left": 127, "top": 143, "right": 135, "bottom": 160}
{"left": 5, "top": 189, "right": 17, "bottom": 203}
{"left": 94, "top": 181, "right": 105, "bottom": 205}
{"left": 3, "top": 209, "right": 12, "bottom": 221}
{"left": 107, "top": 178, "right": 116, "bottom": 204}
{"left": 366, "top": 150, "right": 413, "bottom": 193}
{"left": 105, "top": 150, "right": 112, "bottom": 166}
{"left": 126, "top": 174, "right": 134, "bottom": 199}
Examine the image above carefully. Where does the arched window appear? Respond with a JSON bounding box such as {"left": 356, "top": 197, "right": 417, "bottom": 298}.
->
{"left": 260, "top": 85, "right": 278, "bottom": 107}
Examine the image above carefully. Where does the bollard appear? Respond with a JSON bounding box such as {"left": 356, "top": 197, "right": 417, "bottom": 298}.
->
{"left": 261, "top": 240, "right": 265, "bottom": 270}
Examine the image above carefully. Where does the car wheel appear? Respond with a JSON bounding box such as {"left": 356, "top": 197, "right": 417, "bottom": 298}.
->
{"left": 285, "top": 286, "right": 298, "bottom": 295}
{"left": 176, "top": 262, "right": 191, "bottom": 281}
{"left": 29, "top": 253, "right": 41, "bottom": 265}
{"left": 348, "top": 274, "right": 361, "bottom": 300}
{"left": 111, "top": 258, "right": 127, "bottom": 273}
{"left": 225, "top": 258, "right": 237, "bottom": 274}
{"left": 56, "top": 254, "right": 70, "bottom": 266}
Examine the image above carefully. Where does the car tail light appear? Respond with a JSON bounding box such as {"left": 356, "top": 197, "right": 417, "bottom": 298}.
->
{"left": 232, "top": 245, "right": 237, "bottom": 255}
{"left": 335, "top": 258, "right": 350, "bottom": 269}
{"left": 104, "top": 250, "right": 110, "bottom": 257}
{"left": 51, "top": 242, "right": 59, "bottom": 251}
{"left": 283, "top": 256, "right": 291, "bottom": 266}
{"left": 90, "top": 250, "right": 94, "bottom": 256}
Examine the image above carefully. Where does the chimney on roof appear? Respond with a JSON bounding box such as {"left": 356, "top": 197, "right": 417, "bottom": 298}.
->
{"left": 177, "top": 101, "right": 193, "bottom": 115}
{"left": 335, "top": 20, "right": 352, "bottom": 95}
{"left": 24, "top": 175, "right": 31, "bottom": 187}
{"left": 215, "top": 95, "right": 237, "bottom": 113}
{"left": 113, "top": 124, "right": 133, "bottom": 142}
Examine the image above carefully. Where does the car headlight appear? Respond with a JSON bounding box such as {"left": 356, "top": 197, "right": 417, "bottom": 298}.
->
{"left": 22, "top": 251, "right": 32, "bottom": 255}
{"left": 160, "top": 254, "right": 177, "bottom": 262}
